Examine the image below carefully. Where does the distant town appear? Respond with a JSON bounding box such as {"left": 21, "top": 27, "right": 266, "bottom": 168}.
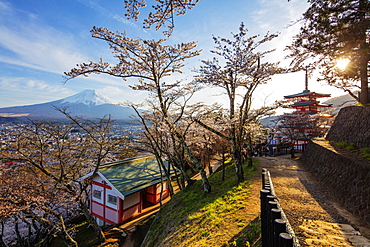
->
{"left": 0, "top": 121, "right": 142, "bottom": 161}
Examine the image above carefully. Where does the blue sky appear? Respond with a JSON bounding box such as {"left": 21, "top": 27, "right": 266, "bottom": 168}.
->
{"left": 0, "top": 0, "right": 344, "bottom": 109}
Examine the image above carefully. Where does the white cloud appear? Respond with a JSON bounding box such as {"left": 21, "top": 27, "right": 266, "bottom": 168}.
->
{"left": 0, "top": 0, "right": 153, "bottom": 108}
{"left": 0, "top": 76, "right": 75, "bottom": 107}
{"left": 0, "top": 1, "right": 10, "bottom": 11}
{"left": 0, "top": 1, "right": 90, "bottom": 76}
{"left": 0, "top": 27, "right": 87, "bottom": 75}
{"left": 0, "top": 1, "right": 149, "bottom": 86}
{"left": 254, "top": 0, "right": 308, "bottom": 27}
{"left": 0, "top": 76, "right": 72, "bottom": 94}
{"left": 98, "top": 85, "right": 149, "bottom": 105}
{"left": 250, "top": 0, "right": 308, "bottom": 56}
{"left": 76, "top": 0, "right": 141, "bottom": 29}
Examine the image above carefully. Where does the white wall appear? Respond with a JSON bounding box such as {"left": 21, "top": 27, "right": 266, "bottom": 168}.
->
{"left": 123, "top": 192, "right": 140, "bottom": 209}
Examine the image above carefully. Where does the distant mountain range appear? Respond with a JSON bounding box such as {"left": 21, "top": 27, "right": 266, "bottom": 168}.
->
{"left": 0, "top": 89, "right": 358, "bottom": 124}
{"left": 0, "top": 89, "right": 143, "bottom": 122}
{"left": 322, "top": 92, "right": 357, "bottom": 112}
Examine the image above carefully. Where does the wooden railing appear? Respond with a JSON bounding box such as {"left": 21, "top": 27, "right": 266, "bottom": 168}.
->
{"left": 260, "top": 168, "right": 300, "bottom": 247}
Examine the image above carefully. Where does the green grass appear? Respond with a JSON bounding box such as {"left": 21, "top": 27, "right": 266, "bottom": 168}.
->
{"left": 360, "top": 147, "right": 370, "bottom": 159}
{"left": 223, "top": 216, "right": 261, "bottom": 247}
{"left": 142, "top": 159, "right": 261, "bottom": 247}
{"left": 334, "top": 141, "right": 356, "bottom": 151}
{"left": 331, "top": 141, "right": 370, "bottom": 161}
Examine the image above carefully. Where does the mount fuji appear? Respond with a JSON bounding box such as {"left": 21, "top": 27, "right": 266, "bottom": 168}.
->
{"left": 0, "top": 89, "right": 142, "bottom": 122}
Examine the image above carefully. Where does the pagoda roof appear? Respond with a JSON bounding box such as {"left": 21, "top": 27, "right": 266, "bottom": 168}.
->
{"left": 289, "top": 101, "right": 332, "bottom": 108}
{"left": 284, "top": 90, "right": 331, "bottom": 99}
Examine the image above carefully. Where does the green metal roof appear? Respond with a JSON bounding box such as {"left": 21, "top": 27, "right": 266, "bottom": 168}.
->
{"left": 98, "top": 156, "right": 178, "bottom": 196}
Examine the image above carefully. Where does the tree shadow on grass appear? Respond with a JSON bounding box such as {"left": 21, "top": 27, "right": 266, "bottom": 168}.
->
{"left": 141, "top": 160, "right": 261, "bottom": 247}
{"left": 222, "top": 215, "right": 261, "bottom": 247}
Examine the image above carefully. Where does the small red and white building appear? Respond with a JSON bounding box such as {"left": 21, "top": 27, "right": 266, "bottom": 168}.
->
{"left": 81, "top": 155, "right": 178, "bottom": 226}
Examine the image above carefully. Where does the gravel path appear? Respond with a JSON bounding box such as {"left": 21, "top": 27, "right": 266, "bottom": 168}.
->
{"left": 257, "top": 154, "right": 370, "bottom": 247}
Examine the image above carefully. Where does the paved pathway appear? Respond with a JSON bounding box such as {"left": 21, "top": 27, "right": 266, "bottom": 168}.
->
{"left": 258, "top": 154, "right": 370, "bottom": 246}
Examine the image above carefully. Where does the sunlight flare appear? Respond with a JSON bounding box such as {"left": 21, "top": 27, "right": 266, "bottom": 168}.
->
{"left": 335, "top": 58, "right": 350, "bottom": 70}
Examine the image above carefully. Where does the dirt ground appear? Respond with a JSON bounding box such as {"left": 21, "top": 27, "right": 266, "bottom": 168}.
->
{"left": 257, "top": 154, "right": 370, "bottom": 247}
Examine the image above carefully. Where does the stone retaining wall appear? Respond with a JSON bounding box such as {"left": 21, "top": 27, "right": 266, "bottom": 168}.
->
{"left": 300, "top": 139, "right": 370, "bottom": 225}
{"left": 326, "top": 106, "right": 370, "bottom": 149}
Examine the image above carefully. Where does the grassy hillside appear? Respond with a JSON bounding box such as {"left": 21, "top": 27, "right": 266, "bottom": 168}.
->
{"left": 142, "top": 160, "right": 261, "bottom": 247}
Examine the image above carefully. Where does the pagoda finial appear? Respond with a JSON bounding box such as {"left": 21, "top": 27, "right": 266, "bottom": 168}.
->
{"left": 304, "top": 68, "right": 309, "bottom": 91}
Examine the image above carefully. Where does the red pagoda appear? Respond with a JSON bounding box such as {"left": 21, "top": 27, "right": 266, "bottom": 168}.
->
{"left": 279, "top": 71, "right": 333, "bottom": 153}
{"left": 284, "top": 72, "right": 332, "bottom": 114}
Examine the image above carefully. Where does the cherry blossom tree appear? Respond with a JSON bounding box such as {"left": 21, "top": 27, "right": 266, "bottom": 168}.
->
{"left": 64, "top": 27, "right": 212, "bottom": 193}
{"left": 132, "top": 101, "right": 198, "bottom": 188}
{"left": 195, "top": 23, "right": 283, "bottom": 181}
{"left": 1, "top": 111, "right": 126, "bottom": 246}
{"left": 277, "top": 113, "right": 332, "bottom": 158}
{"left": 123, "top": 0, "right": 199, "bottom": 36}
{"left": 0, "top": 161, "right": 67, "bottom": 246}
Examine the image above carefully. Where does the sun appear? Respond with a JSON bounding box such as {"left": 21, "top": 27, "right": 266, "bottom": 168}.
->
{"left": 335, "top": 58, "right": 350, "bottom": 70}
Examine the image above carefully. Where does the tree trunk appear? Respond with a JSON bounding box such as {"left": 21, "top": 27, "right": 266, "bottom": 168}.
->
{"left": 157, "top": 156, "right": 174, "bottom": 197}
{"left": 171, "top": 162, "right": 183, "bottom": 190}
{"left": 0, "top": 238, "right": 6, "bottom": 247}
{"left": 15, "top": 221, "right": 24, "bottom": 247}
{"left": 221, "top": 152, "right": 226, "bottom": 181}
{"left": 198, "top": 166, "right": 212, "bottom": 193}
{"left": 172, "top": 157, "right": 194, "bottom": 187}
{"left": 182, "top": 140, "right": 211, "bottom": 193}
{"left": 247, "top": 151, "right": 253, "bottom": 167}
{"left": 247, "top": 133, "right": 253, "bottom": 167}
{"left": 290, "top": 145, "right": 295, "bottom": 159}
{"left": 359, "top": 0, "right": 369, "bottom": 105}
{"left": 0, "top": 221, "right": 7, "bottom": 247}
{"left": 179, "top": 165, "right": 195, "bottom": 186}
{"left": 234, "top": 155, "right": 244, "bottom": 182}
{"left": 24, "top": 220, "right": 32, "bottom": 247}
{"left": 159, "top": 180, "right": 163, "bottom": 207}
{"left": 208, "top": 159, "right": 213, "bottom": 175}
{"left": 31, "top": 219, "right": 43, "bottom": 247}
{"left": 232, "top": 142, "right": 244, "bottom": 182}
{"left": 359, "top": 44, "right": 369, "bottom": 105}
{"left": 56, "top": 212, "right": 79, "bottom": 247}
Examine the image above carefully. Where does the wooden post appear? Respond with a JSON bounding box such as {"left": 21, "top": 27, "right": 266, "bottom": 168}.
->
{"left": 270, "top": 208, "right": 282, "bottom": 245}
{"left": 274, "top": 219, "right": 286, "bottom": 245}
{"left": 267, "top": 201, "right": 278, "bottom": 247}
{"left": 260, "top": 189, "right": 271, "bottom": 247}
{"left": 279, "top": 232, "right": 293, "bottom": 247}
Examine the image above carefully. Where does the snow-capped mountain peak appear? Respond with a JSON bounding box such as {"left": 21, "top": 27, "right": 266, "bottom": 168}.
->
{"left": 0, "top": 89, "right": 142, "bottom": 121}
{"left": 61, "top": 89, "right": 114, "bottom": 106}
